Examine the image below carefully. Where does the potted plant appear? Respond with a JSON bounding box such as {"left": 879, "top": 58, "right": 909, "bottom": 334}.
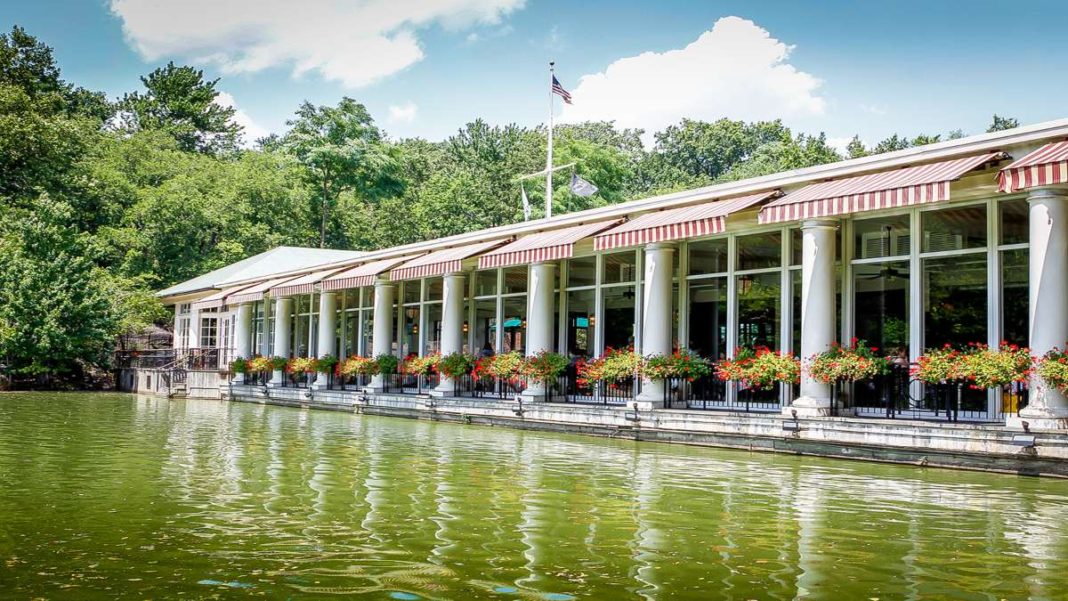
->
{"left": 375, "top": 354, "right": 400, "bottom": 376}
{"left": 521, "top": 351, "right": 569, "bottom": 386}
{"left": 229, "top": 357, "right": 250, "bottom": 378}
{"left": 962, "top": 343, "right": 1032, "bottom": 390}
{"left": 316, "top": 354, "right": 339, "bottom": 378}
{"left": 808, "top": 339, "right": 890, "bottom": 411}
{"left": 1038, "top": 347, "right": 1068, "bottom": 392}
{"left": 476, "top": 351, "right": 526, "bottom": 395}
{"left": 716, "top": 346, "right": 799, "bottom": 391}
{"left": 643, "top": 349, "right": 711, "bottom": 382}
{"left": 401, "top": 353, "right": 440, "bottom": 377}
{"left": 439, "top": 352, "right": 476, "bottom": 379}
{"left": 287, "top": 356, "right": 317, "bottom": 386}
{"left": 912, "top": 345, "right": 968, "bottom": 385}
{"left": 577, "top": 347, "right": 643, "bottom": 398}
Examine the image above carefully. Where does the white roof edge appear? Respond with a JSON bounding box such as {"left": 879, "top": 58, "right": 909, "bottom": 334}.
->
{"left": 182, "top": 117, "right": 1068, "bottom": 290}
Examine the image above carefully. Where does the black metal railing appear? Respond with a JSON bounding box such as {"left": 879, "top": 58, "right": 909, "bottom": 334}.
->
{"left": 382, "top": 373, "right": 439, "bottom": 395}
{"left": 662, "top": 376, "right": 781, "bottom": 412}
{"left": 114, "top": 349, "right": 176, "bottom": 369}
{"left": 332, "top": 373, "right": 371, "bottom": 390}
{"left": 454, "top": 374, "right": 526, "bottom": 400}
{"left": 849, "top": 364, "right": 1020, "bottom": 422}
{"left": 563, "top": 370, "right": 640, "bottom": 405}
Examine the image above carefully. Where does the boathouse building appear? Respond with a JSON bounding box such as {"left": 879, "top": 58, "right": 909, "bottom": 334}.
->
{"left": 151, "top": 119, "right": 1068, "bottom": 432}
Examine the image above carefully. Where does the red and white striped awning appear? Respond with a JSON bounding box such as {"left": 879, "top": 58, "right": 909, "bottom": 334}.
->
{"left": 191, "top": 283, "right": 256, "bottom": 310}
{"left": 391, "top": 240, "right": 508, "bottom": 281}
{"left": 269, "top": 266, "right": 347, "bottom": 297}
{"left": 998, "top": 141, "right": 1068, "bottom": 192}
{"left": 759, "top": 152, "right": 1006, "bottom": 224}
{"left": 227, "top": 275, "right": 301, "bottom": 305}
{"left": 320, "top": 256, "right": 416, "bottom": 291}
{"left": 594, "top": 191, "right": 778, "bottom": 251}
{"left": 478, "top": 220, "right": 621, "bottom": 269}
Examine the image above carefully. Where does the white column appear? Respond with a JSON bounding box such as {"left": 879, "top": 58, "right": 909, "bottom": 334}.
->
{"left": 233, "top": 302, "right": 252, "bottom": 384}
{"left": 523, "top": 262, "right": 556, "bottom": 401}
{"left": 433, "top": 273, "right": 467, "bottom": 397}
{"left": 1011, "top": 187, "right": 1068, "bottom": 430}
{"left": 311, "top": 292, "right": 337, "bottom": 389}
{"left": 267, "top": 296, "right": 292, "bottom": 386}
{"left": 635, "top": 243, "right": 674, "bottom": 409}
{"left": 368, "top": 278, "right": 395, "bottom": 392}
{"left": 786, "top": 219, "right": 837, "bottom": 417}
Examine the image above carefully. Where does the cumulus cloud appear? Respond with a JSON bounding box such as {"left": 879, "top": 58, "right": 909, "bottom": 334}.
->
{"left": 388, "top": 101, "right": 418, "bottom": 124}
{"left": 214, "top": 91, "right": 269, "bottom": 147}
{"left": 559, "top": 17, "right": 825, "bottom": 144}
{"left": 110, "top": 0, "right": 525, "bottom": 88}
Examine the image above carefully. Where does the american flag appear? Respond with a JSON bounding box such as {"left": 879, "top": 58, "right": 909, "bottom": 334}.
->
{"left": 551, "top": 75, "right": 572, "bottom": 104}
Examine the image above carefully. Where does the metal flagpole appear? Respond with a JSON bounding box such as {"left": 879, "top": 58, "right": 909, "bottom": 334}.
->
{"left": 546, "top": 61, "right": 554, "bottom": 219}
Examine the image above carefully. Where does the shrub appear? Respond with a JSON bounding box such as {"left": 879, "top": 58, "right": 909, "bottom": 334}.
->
{"left": 287, "top": 357, "right": 316, "bottom": 374}
{"left": 475, "top": 351, "right": 525, "bottom": 381}
{"left": 521, "top": 351, "right": 569, "bottom": 382}
{"left": 375, "top": 354, "right": 400, "bottom": 375}
{"left": 716, "top": 346, "right": 799, "bottom": 390}
{"left": 401, "top": 353, "right": 440, "bottom": 376}
{"left": 248, "top": 356, "right": 273, "bottom": 373}
{"left": 229, "top": 357, "right": 250, "bottom": 375}
{"left": 964, "top": 343, "right": 1032, "bottom": 389}
{"left": 1038, "top": 347, "right": 1068, "bottom": 392}
{"left": 807, "top": 339, "right": 890, "bottom": 384}
{"left": 315, "top": 354, "right": 339, "bottom": 375}
{"left": 339, "top": 356, "right": 378, "bottom": 377}
{"left": 439, "top": 352, "right": 476, "bottom": 378}
{"left": 269, "top": 356, "right": 288, "bottom": 371}
{"left": 643, "top": 349, "right": 711, "bottom": 381}
{"left": 578, "top": 347, "right": 642, "bottom": 385}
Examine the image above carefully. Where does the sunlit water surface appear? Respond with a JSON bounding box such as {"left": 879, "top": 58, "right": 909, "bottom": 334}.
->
{"left": 2, "top": 392, "right": 1068, "bottom": 600}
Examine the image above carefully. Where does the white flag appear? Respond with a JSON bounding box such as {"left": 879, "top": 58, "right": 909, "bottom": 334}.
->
{"left": 521, "top": 184, "right": 531, "bottom": 220}
{"left": 569, "top": 173, "right": 598, "bottom": 197}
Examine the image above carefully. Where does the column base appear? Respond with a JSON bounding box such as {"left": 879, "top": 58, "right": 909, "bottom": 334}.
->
{"left": 783, "top": 396, "right": 833, "bottom": 418}
{"left": 634, "top": 380, "right": 665, "bottom": 410}
{"left": 267, "top": 370, "right": 285, "bottom": 387}
{"left": 632, "top": 398, "right": 664, "bottom": 410}
{"left": 310, "top": 372, "right": 330, "bottom": 390}
{"left": 1008, "top": 405, "right": 1068, "bottom": 431}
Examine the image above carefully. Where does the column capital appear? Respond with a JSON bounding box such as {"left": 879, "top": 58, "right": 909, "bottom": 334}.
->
{"left": 318, "top": 290, "right": 337, "bottom": 298}
{"left": 373, "top": 276, "right": 394, "bottom": 289}
{"left": 643, "top": 242, "right": 676, "bottom": 252}
{"left": 1027, "top": 186, "right": 1068, "bottom": 202}
{"left": 800, "top": 218, "right": 839, "bottom": 231}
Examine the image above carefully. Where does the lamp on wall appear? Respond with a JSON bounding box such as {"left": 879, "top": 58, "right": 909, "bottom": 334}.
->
{"left": 462, "top": 321, "right": 469, "bottom": 333}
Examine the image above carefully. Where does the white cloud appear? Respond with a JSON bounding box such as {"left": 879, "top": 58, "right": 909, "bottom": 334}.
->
{"left": 110, "top": 0, "right": 525, "bottom": 88}
{"left": 827, "top": 136, "right": 855, "bottom": 156}
{"left": 214, "top": 91, "right": 269, "bottom": 147}
{"left": 388, "top": 101, "right": 419, "bottom": 124}
{"left": 861, "top": 104, "right": 888, "bottom": 115}
{"left": 559, "top": 17, "right": 826, "bottom": 145}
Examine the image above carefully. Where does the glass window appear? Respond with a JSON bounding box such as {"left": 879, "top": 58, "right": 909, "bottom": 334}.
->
{"left": 1000, "top": 199, "right": 1028, "bottom": 246}
{"left": 426, "top": 277, "right": 443, "bottom": 302}
{"left": 602, "top": 251, "right": 637, "bottom": 284}
{"left": 360, "top": 310, "right": 373, "bottom": 356}
{"left": 737, "top": 272, "right": 780, "bottom": 348}
{"left": 473, "top": 299, "right": 497, "bottom": 356}
{"left": 737, "top": 231, "right": 782, "bottom": 271}
{"left": 790, "top": 228, "right": 803, "bottom": 266}
{"left": 853, "top": 261, "right": 909, "bottom": 357}
{"left": 344, "top": 312, "right": 358, "bottom": 357}
{"left": 1002, "top": 249, "right": 1028, "bottom": 346}
{"left": 924, "top": 255, "right": 987, "bottom": 348}
{"left": 199, "top": 317, "right": 218, "bottom": 348}
{"left": 402, "top": 281, "right": 420, "bottom": 304}
{"left": 602, "top": 286, "right": 636, "bottom": 350}
{"left": 474, "top": 270, "right": 497, "bottom": 297}
{"left": 854, "top": 215, "right": 911, "bottom": 260}
{"left": 688, "top": 278, "right": 728, "bottom": 360}
{"left": 360, "top": 287, "right": 374, "bottom": 309}
{"left": 566, "top": 289, "right": 596, "bottom": 357}
{"left": 503, "top": 267, "right": 527, "bottom": 294}
{"left": 425, "top": 302, "right": 443, "bottom": 354}
{"left": 502, "top": 296, "right": 526, "bottom": 353}
{"left": 568, "top": 256, "right": 596, "bottom": 287}
{"left": 922, "top": 206, "right": 987, "bottom": 252}
{"left": 689, "top": 238, "right": 729, "bottom": 276}
{"left": 401, "top": 306, "right": 420, "bottom": 357}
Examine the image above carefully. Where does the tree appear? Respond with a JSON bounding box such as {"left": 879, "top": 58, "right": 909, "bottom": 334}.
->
{"left": 988, "top": 114, "right": 1019, "bottom": 132}
{"left": 281, "top": 97, "right": 404, "bottom": 247}
{"left": 120, "top": 62, "right": 241, "bottom": 153}
{"left": 845, "top": 135, "right": 868, "bottom": 159}
{"left": 0, "top": 197, "right": 118, "bottom": 378}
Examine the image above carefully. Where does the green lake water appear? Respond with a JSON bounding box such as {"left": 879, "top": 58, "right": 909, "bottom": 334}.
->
{"left": 2, "top": 393, "right": 1068, "bottom": 600}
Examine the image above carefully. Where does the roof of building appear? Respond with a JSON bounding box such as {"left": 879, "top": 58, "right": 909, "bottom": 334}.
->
{"left": 156, "top": 246, "right": 365, "bottom": 299}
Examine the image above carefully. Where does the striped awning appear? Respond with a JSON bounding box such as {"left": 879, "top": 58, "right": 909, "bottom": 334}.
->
{"left": 759, "top": 152, "right": 1006, "bottom": 224}
{"left": 594, "top": 191, "right": 778, "bottom": 251}
{"left": 320, "top": 256, "right": 415, "bottom": 291}
{"left": 478, "top": 220, "right": 621, "bottom": 269}
{"left": 269, "top": 266, "right": 346, "bottom": 297}
{"left": 227, "top": 275, "right": 300, "bottom": 305}
{"left": 998, "top": 141, "right": 1068, "bottom": 192}
{"left": 191, "top": 283, "right": 255, "bottom": 310}
{"left": 390, "top": 240, "right": 508, "bottom": 281}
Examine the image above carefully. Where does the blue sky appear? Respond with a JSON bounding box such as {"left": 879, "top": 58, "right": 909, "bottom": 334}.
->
{"left": 3, "top": 0, "right": 1067, "bottom": 149}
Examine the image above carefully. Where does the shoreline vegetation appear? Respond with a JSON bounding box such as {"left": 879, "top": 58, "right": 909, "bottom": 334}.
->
{"left": 0, "top": 25, "right": 1020, "bottom": 389}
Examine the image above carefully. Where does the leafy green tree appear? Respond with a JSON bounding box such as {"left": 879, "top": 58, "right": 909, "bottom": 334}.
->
{"left": 120, "top": 62, "right": 241, "bottom": 153}
{"left": 0, "top": 197, "right": 118, "bottom": 377}
{"left": 845, "top": 135, "right": 868, "bottom": 159}
{"left": 282, "top": 97, "right": 404, "bottom": 247}
{"left": 988, "top": 114, "right": 1019, "bottom": 132}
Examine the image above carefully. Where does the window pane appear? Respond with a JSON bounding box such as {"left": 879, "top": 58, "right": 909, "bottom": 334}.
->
{"left": 790, "top": 228, "right": 803, "bottom": 266}
{"left": 602, "top": 285, "right": 636, "bottom": 350}
{"left": 503, "top": 266, "right": 527, "bottom": 294}
{"left": 924, "top": 255, "right": 987, "bottom": 347}
{"left": 688, "top": 278, "right": 727, "bottom": 360}
{"left": 360, "top": 287, "right": 374, "bottom": 309}
{"left": 854, "top": 215, "right": 911, "bottom": 260}
{"left": 426, "top": 277, "right": 443, "bottom": 302}
{"left": 474, "top": 299, "right": 497, "bottom": 356}
{"left": 922, "top": 206, "right": 987, "bottom": 252}
{"left": 401, "top": 306, "right": 419, "bottom": 357}
{"left": 360, "top": 309, "right": 373, "bottom": 356}
{"left": 425, "top": 302, "right": 442, "bottom": 354}
{"left": 737, "top": 231, "right": 782, "bottom": 271}
{"left": 1002, "top": 249, "right": 1028, "bottom": 346}
{"left": 602, "top": 251, "right": 637, "bottom": 284}
{"left": 502, "top": 296, "right": 526, "bottom": 353}
{"left": 474, "top": 269, "right": 497, "bottom": 296}
{"left": 853, "top": 261, "right": 909, "bottom": 356}
{"left": 402, "top": 282, "right": 420, "bottom": 304}
{"left": 1000, "top": 199, "right": 1028, "bottom": 246}
{"left": 568, "top": 256, "right": 597, "bottom": 287}
{"left": 737, "top": 272, "right": 780, "bottom": 348}
{"left": 567, "top": 289, "right": 596, "bottom": 357}
{"left": 689, "top": 238, "right": 728, "bottom": 276}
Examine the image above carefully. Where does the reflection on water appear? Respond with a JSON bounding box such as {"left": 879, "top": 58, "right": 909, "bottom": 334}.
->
{"left": 2, "top": 392, "right": 1068, "bottom": 600}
